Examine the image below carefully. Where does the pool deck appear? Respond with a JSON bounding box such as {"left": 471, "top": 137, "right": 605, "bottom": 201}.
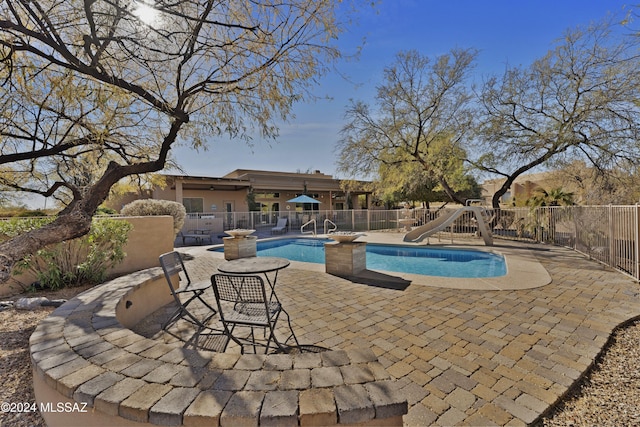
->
{"left": 177, "top": 231, "right": 640, "bottom": 425}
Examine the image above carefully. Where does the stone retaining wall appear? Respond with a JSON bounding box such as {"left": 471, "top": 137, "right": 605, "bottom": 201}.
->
{"left": 30, "top": 267, "right": 407, "bottom": 426}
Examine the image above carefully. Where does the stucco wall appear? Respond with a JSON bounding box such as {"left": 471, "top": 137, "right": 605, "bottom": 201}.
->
{"left": 0, "top": 215, "right": 174, "bottom": 297}
{"left": 109, "top": 216, "right": 174, "bottom": 276}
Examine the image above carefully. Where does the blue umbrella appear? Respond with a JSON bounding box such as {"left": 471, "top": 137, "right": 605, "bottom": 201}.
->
{"left": 287, "top": 195, "right": 321, "bottom": 204}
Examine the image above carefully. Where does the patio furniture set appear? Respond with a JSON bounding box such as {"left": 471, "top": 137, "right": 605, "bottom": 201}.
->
{"left": 159, "top": 251, "right": 299, "bottom": 354}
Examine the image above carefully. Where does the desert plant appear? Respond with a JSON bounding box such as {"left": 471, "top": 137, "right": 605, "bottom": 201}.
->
{"left": 120, "top": 199, "right": 186, "bottom": 236}
{"left": 0, "top": 217, "right": 55, "bottom": 238}
{"left": 95, "top": 206, "right": 118, "bottom": 215}
{"left": 10, "top": 218, "right": 132, "bottom": 289}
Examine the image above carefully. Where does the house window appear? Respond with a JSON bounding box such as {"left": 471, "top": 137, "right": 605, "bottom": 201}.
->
{"left": 183, "top": 198, "right": 204, "bottom": 213}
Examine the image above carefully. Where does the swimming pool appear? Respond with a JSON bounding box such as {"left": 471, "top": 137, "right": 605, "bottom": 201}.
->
{"left": 213, "top": 238, "right": 507, "bottom": 278}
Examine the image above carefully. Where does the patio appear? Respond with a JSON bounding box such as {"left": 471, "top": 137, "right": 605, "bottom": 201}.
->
{"left": 172, "top": 236, "right": 640, "bottom": 425}
{"left": 30, "top": 234, "right": 640, "bottom": 426}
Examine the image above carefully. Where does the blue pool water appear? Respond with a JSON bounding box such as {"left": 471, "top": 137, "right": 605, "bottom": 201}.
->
{"left": 214, "top": 238, "right": 506, "bottom": 278}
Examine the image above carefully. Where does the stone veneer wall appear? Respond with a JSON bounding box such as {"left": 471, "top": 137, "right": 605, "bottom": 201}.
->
{"left": 30, "top": 266, "right": 407, "bottom": 426}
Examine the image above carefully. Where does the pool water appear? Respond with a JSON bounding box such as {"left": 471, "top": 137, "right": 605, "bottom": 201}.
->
{"left": 214, "top": 238, "right": 506, "bottom": 278}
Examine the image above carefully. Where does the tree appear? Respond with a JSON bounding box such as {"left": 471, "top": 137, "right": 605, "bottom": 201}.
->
{"left": 472, "top": 18, "right": 640, "bottom": 208}
{"left": 548, "top": 160, "right": 640, "bottom": 205}
{"left": 376, "top": 154, "right": 481, "bottom": 209}
{"left": 0, "top": 0, "right": 356, "bottom": 282}
{"left": 335, "top": 48, "right": 478, "bottom": 204}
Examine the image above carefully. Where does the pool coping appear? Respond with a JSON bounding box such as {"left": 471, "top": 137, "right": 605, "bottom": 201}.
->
{"left": 207, "top": 234, "right": 551, "bottom": 291}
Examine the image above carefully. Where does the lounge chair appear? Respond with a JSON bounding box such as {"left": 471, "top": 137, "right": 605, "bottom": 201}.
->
{"left": 271, "top": 218, "right": 288, "bottom": 234}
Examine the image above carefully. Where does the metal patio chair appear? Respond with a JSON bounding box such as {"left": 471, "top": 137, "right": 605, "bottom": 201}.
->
{"left": 159, "top": 251, "right": 217, "bottom": 333}
{"left": 211, "top": 273, "right": 293, "bottom": 354}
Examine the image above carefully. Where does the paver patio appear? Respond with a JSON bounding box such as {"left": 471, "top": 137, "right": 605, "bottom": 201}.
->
{"left": 168, "top": 237, "right": 640, "bottom": 426}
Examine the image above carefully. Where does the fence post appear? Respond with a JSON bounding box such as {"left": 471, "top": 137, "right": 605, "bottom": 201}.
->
{"left": 636, "top": 205, "right": 640, "bottom": 281}
{"left": 608, "top": 205, "right": 614, "bottom": 269}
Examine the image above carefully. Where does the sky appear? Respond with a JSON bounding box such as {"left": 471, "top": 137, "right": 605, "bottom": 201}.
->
{"left": 169, "top": 0, "right": 634, "bottom": 180}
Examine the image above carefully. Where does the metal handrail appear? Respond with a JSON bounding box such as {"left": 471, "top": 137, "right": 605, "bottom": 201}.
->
{"left": 324, "top": 219, "right": 337, "bottom": 234}
{"left": 301, "top": 219, "right": 317, "bottom": 236}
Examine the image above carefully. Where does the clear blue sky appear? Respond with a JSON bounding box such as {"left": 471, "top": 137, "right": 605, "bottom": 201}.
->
{"left": 170, "top": 0, "right": 633, "bottom": 179}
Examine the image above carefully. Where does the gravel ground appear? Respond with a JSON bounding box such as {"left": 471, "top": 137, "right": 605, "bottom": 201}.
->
{"left": 0, "top": 286, "right": 91, "bottom": 427}
{"left": 0, "top": 286, "right": 639, "bottom": 427}
{"left": 538, "top": 318, "right": 640, "bottom": 427}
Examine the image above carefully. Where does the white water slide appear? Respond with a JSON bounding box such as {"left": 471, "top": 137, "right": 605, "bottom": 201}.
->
{"left": 403, "top": 206, "right": 493, "bottom": 246}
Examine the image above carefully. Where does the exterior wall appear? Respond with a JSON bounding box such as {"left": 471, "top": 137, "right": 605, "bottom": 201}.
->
{"left": 482, "top": 172, "right": 555, "bottom": 206}
{"left": 153, "top": 186, "right": 249, "bottom": 214}
{"left": 105, "top": 170, "right": 372, "bottom": 219}
{"left": 258, "top": 191, "right": 348, "bottom": 215}
{"left": 0, "top": 216, "right": 174, "bottom": 297}
{"left": 109, "top": 216, "right": 174, "bottom": 276}
{"left": 116, "top": 274, "right": 173, "bottom": 328}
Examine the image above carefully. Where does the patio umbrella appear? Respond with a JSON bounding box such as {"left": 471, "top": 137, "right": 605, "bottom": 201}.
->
{"left": 287, "top": 195, "right": 321, "bottom": 204}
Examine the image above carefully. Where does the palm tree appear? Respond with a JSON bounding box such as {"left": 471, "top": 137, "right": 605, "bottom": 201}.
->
{"left": 526, "top": 187, "right": 575, "bottom": 207}
{"left": 526, "top": 187, "right": 574, "bottom": 242}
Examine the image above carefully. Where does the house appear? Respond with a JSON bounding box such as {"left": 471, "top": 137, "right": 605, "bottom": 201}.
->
{"left": 107, "top": 169, "right": 373, "bottom": 228}
{"left": 481, "top": 171, "right": 573, "bottom": 206}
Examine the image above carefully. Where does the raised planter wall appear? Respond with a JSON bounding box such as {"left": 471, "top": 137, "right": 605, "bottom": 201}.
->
{"left": 1, "top": 215, "right": 174, "bottom": 297}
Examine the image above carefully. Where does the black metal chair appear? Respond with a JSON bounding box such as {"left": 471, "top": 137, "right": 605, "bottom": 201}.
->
{"left": 211, "top": 273, "right": 291, "bottom": 354}
{"left": 159, "top": 251, "right": 217, "bottom": 332}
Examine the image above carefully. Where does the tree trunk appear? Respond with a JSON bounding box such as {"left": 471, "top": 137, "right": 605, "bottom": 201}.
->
{"left": 0, "top": 212, "right": 92, "bottom": 283}
{"left": 438, "top": 176, "right": 466, "bottom": 205}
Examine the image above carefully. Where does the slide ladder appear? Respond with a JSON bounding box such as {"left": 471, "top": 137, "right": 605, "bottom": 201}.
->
{"left": 403, "top": 206, "right": 493, "bottom": 245}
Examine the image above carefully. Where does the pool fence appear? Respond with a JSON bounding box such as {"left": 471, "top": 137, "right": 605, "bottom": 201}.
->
{"left": 183, "top": 205, "right": 640, "bottom": 281}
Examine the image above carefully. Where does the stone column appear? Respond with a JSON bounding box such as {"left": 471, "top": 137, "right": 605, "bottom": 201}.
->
{"left": 324, "top": 242, "right": 366, "bottom": 276}
{"left": 175, "top": 179, "right": 183, "bottom": 203}
{"left": 223, "top": 236, "right": 257, "bottom": 260}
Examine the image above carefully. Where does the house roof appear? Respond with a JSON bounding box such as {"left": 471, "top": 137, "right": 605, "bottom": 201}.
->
{"left": 162, "top": 169, "right": 371, "bottom": 194}
{"left": 164, "top": 174, "right": 251, "bottom": 191}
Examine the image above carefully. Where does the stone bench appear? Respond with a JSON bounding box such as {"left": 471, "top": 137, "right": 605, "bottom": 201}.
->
{"left": 30, "top": 267, "right": 407, "bottom": 426}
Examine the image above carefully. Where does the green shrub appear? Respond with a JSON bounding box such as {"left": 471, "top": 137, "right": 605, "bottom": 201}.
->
{"left": 120, "top": 199, "right": 186, "bottom": 235}
{"left": 17, "top": 209, "right": 49, "bottom": 217}
{"left": 95, "top": 206, "right": 118, "bottom": 215}
{"left": 7, "top": 218, "right": 132, "bottom": 290}
{"left": 0, "top": 216, "right": 54, "bottom": 238}
{"left": 0, "top": 207, "right": 50, "bottom": 217}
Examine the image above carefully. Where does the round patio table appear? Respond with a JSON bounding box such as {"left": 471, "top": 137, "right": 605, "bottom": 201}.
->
{"left": 217, "top": 256, "right": 290, "bottom": 277}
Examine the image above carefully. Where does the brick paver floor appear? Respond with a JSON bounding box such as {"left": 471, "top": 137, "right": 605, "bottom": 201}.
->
{"left": 143, "top": 240, "right": 640, "bottom": 426}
